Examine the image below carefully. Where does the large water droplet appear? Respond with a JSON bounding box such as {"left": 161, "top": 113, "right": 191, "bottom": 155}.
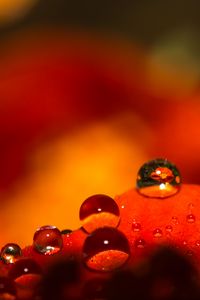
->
{"left": 82, "top": 227, "right": 130, "bottom": 272}
{"left": 1, "top": 243, "right": 22, "bottom": 264}
{"left": 136, "top": 158, "right": 181, "bottom": 198}
{"left": 79, "top": 194, "right": 120, "bottom": 233}
{"left": 33, "top": 225, "right": 63, "bottom": 255}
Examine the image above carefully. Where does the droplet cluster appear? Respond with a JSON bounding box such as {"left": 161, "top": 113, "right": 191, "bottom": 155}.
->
{"left": 2, "top": 158, "right": 200, "bottom": 300}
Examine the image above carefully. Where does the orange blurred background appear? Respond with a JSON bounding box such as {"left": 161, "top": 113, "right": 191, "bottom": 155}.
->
{"left": 0, "top": 0, "right": 200, "bottom": 246}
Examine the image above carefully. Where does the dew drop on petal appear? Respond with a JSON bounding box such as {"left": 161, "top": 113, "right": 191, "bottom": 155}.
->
{"left": 82, "top": 227, "right": 130, "bottom": 272}
{"left": 61, "top": 229, "right": 72, "bottom": 235}
{"left": 33, "top": 225, "right": 63, "bottom": 255}
{"left": 135, "top": 238, "right": 146, "bottom": 248}
{"left": 153, "top": 228, "right": 163, "bottom": 238}
{"left": 8, "top": 258, "right": 42, "bottom": 281}
{"left": 186, "top": 214, "right": 196, "bottom": 223}
{"left": 195, "top": 240, "right": 200, "bottom": 247}
{"left": 136, "top": 158, "right": 181, "bottom": 198}
{"left": 79, "top": 194, "right": 120, "bottom": 233}
{"left": 165, "top": 225, "right": 173, "bottom": 233}
{"left": 1, "top": 244, "right": 22, "bottom": 264}
{"left": 132, "top": 222, "right": 141, "bottom": 232}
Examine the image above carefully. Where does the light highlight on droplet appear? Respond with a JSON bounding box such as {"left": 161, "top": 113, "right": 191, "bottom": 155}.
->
{"left": 136, "top": 158, "right": 181, "bottom": 198}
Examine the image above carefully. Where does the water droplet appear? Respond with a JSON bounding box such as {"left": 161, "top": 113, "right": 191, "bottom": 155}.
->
{"left": 1, "top": 243, "right": 22, "bottom": 264}
{"left": 136, "top": 158, "right": 181, "bottom": 198}
{"left": 171, "top": 216, "right": 179, "bottom": 225}
{"left": 79, "top": 194, "right": 120, "bottom": 233}
{"left": 82, "top": 227, "right": 130, "bottom": 272}
{"left": 153, "top": 228, "right": 163, "bottom": 238}
{"left": 0, "top": 277, "right": 16, "bottom": 298}
{"left": 186, "top": 214, "right": 196, "bottom": 223}
{"left": 132, "top": 222, "right": 141, "bottom": 232}
{"left": 9, "top": 258, "right": 42, "bottom": 280}
{"left": 135, "top": 238, "right": 146, "bottom": 248}
{"left": 195, "top": 240, "right": 200, "bottom": 247}
{"left": 61, "top": 229, "right": 72, "bottom": 235}
{"left": 165, "top": 225, "right": 173, "bottom": 232}
{"left": 33, "top": 225, "right": 63, "bottom": 255}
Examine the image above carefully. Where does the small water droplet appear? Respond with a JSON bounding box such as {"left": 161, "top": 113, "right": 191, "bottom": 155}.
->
{"left": 186, "top": 214, "right": 196, "bottom": 223}
{"left": 79, "top": 194, "right": 120, "bottom": 233}
{"left": 1, "top": 243, "right": 22, "bottom": 264}
{"left": 165, "top": 225, "right": 173, "bottom": 232}
{"left": 9, "top": 258, "right": 42, "bottom": 280}
{"left": 132, "top": 222, "right": 141, "bottom": 232}
{"left": 171, "top": 216, "right": 179, "bottom": 225}
{"left": 61, "top": 229, "right": 72, "bottom": 235}
{"left": 195, "top": 240, "right": 200, "bottom": 247}
{"left": 153, "top": 228, "right": 163, "bottom": 238}
{"left": 82, "top": 227, "right": 130, "bottom": 272}
{"left": 136, "top": 158, "right": 181, "bottom": 198}
{"left": 33, "top": 225, "right": 63, "bottom": 255}
{"left": 135, "top": 238, "right": 146, "bottom": 248}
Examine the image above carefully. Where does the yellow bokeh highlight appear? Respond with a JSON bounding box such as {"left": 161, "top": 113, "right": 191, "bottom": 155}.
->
{"left": 0, "top": 112, "right": 153, "bottom": 247}
{"left": 0, "top": 0, "right": 38, "bottom": 23}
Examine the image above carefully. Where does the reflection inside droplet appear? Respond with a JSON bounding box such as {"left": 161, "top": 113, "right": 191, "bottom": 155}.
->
{"left": 136, "top": 158, "right": 181, "bottom": 198}
{"left": 83, "top": 227, "right": 130, "bottom": 272}
{"left": 1, "top": 244, "right": 22, "bottom": 264}
{"left": 79, "top": 194, "right": 120, "bottom": 233}
{"left": 33, "top": 225, "right": 63, "bottom": 255}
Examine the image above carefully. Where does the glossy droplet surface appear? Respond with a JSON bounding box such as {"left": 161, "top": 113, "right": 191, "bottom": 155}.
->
{"left": 132, "top": 222, "right": 141, "bottom": 232}
{"left": 136, "top": 158, "right": 181, "bottom": 198}
{"left": 135, "top": 238, "right": 146, "bottom": 248}
{"left": 153, "top": 228, "right": 163, "bottom": 238}
{"left": 80, "top": 194, "right": 120, "bottom": 233}
{"left": 83, "top": 227, "right": 130, "bottom": 272}
{"left": 33, "top": 225, "right": 63, "bottom": 255}
{"left": 9, "top": 258, "right": 42, "bottom": 280}
{"left": 1, "top": 244, "right": 22, "bottom": 264}
{"left": 186, "top": 214, "right": 196, "bottom": 223}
